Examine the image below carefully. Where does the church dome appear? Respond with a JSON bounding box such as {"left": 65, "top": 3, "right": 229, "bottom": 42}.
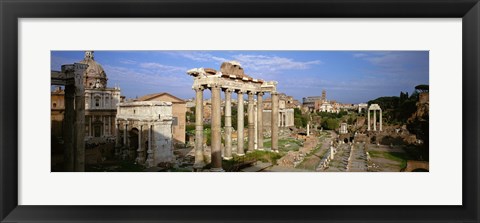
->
{"left": 79, "top": 51, "right": 108, "bottom": 89}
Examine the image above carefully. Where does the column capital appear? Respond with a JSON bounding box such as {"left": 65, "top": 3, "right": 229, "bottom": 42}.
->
{"left": 224, "top": 88, "right": 233, "bottom": 93}
{"left": 248, "top": 91, "right": 256, "bottom": 96}
{"left": 194, "top": 85, "right": 205, "bottom": 91}
{"left": 271, "top": 91, "right": 279, "bottom": 96}
{"left": 237, "top": 90, "right": 245, "bottom": 94}
{"left": 257, "top": 91, "right": 264, "bottom": 96}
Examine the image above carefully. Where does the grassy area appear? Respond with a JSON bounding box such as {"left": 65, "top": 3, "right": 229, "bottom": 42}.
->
{"left": 263, "top": 137, "right": 303, "bottom": 153}
{"left": 168, "top": 167, "right": 192, "bottom": 172}
{"left": 244, "top": 150, "right": 283, "bottom": 165}
{"left": 368, "top": 150, "right": 411, "bottom": 169}
{"left": 207, "top": 150, "right": 283, "bottom": 171}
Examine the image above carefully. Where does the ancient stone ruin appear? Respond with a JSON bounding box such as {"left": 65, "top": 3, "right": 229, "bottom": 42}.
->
{"left": 116, "top": 101, "right": 175, "bottom": 168}
{"left": 187, "top": 61, "right": 280, "bottom": 171}
{"left": 367, "top": 103, "right": 382, "bottom": 131}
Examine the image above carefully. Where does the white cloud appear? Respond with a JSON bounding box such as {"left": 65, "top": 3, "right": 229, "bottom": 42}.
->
{"left": 174, "top": 52, "right": 322, "bottom": 79}
{"left": 231, "top": 54, "right": 322, "bottom": 73}
{"left": 103, "top": 64, "right": 191, "bottom": 90}
{"left": 119, "top": 59, "right": 137, "bottom": 65}
{"left": 139, "top": 62, "right": 187, "bottom": 73}
{"left": 175, "top": 52, "right": 227, "bottom": 63}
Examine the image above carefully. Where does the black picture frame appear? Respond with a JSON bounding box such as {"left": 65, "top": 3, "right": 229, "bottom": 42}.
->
{"left": 1, "top": 0, "right": 479, "bottom": 222}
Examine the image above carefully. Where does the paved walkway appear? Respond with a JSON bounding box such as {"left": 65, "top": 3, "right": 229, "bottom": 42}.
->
{"left": 346, "top": 143, "right": 368, "bottom": 172}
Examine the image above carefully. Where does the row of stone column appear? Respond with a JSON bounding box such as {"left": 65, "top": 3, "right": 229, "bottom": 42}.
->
{"left": 193, "top": 85, "right": 279, "bottom": 171}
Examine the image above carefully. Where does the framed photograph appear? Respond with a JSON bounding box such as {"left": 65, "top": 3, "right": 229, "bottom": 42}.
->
{"left": 1, "top": 0, "right": 479, "bottom": 222}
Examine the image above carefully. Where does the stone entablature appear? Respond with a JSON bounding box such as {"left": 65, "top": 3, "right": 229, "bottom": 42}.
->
{"left": 190, "top": 74, "right": 272, "bottom": 93}
{"left": 358, "top": 103, "right": 368, "bottom": 113}
{"left": 117, "top": 101, "right": 173, "bottom": 121}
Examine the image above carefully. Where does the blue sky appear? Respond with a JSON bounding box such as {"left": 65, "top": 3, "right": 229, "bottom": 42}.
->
{"left": 51, "top": 51, "right": 428, "bottom": 104}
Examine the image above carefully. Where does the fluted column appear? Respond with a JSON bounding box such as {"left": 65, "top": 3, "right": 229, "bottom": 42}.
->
{"left": 64, "top": 85, "right": 74, "bottom": 171}
{"left": 224, "top": 88, "right": 233, "bottom": 160}
{"left": 210, "top": 84, "right": 223, "bottom": 171}
{"left": 194, "top": 86, "right": 205, "bottom": 169}
{"left": 271, "top": 92, "right": 279, "bottom": 152}
{"left": 247, "top": 91, "right": 255, "bottom": 153}
{"left": 373, "top": 110, "right": 377, "bottom": 131}
{"left": 257, "top": 92, "right": 264, "bottom": 150}
{"left": 237, "top": 91, "right": 245, "bottom": 156}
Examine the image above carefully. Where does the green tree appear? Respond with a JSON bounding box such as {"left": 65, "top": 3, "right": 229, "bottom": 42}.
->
{"left": 321, "top": 118, "right": 339, "bottom": 130}
{"left": 347, "top": 116, "right": 355, "bottom": 125}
